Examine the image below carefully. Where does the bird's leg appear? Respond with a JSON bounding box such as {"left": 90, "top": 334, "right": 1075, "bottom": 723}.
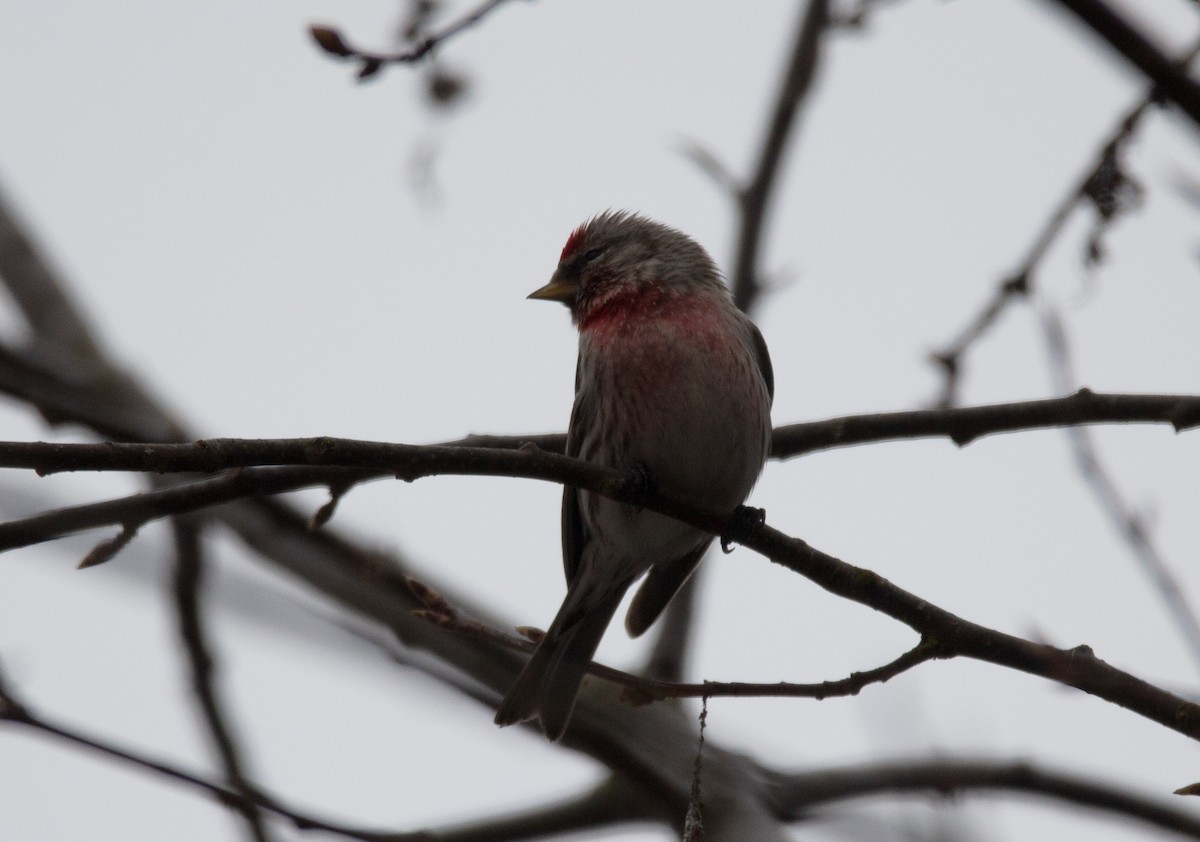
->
{"left": 721, "top": 505, "right": 766, "bottom": 553}
{"left": 621, "top": 459, "right": 657, "bottom": 512}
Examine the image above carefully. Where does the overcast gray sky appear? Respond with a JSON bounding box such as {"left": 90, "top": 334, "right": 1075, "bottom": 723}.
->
{"left": 1, "top": 1, "right": 1199, "bottom": 840}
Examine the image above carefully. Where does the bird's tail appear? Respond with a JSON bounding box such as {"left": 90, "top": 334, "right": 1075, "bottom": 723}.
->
{"left": 494, "top": 587, "right": 625, "bottom": 741}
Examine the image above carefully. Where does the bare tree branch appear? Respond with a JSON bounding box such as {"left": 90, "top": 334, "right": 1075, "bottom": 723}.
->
{"left": 416, "top": 778, "right": 658, "bottom": 842}
{"left": 0, "top": 466, "right": 374, "bottom": 555}
{"left": 0, "top": 390, "right": 1192, "bottom": 479}
{"left": 731, "top": 0, "right": 829, "bottom": 312}
{"left": 770, "top": 757, "right": 1200, "bottom": 837}
{"left": 0, "top": 183, "right": 101, "bottom": 356}
{"left": 772, "top": 390, "right": 1200, "bottom": 456}
{"left": 930, "top": 34, "right": 1200, "bottom": 405}
{"left": 406, "top": 582, "right": 936, "bottom": 703}
{"left": 309, "top": 0, "right": 515, "bottom": 81}
{"left": 3, "top": 436, "right": 1199, "bottom": 741}
{"left": 0, "top": 664, "right": 414, "bottom": 842}
{"left": 171, "top": 521, "right": 273, "bottom": 842}
{"left": 1044, "top": 0, "right": 1200, "bottom": 130}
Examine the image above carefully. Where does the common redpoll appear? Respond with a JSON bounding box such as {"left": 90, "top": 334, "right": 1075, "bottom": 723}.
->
{"left": 494, "top": 211, "right": 774, "bottom": 740}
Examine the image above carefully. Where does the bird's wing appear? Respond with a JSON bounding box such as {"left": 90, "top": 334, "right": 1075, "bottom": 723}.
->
{"left": 561, "top": 357, "right": 589, "bottom": 585}
{"left": 624, "top": 540, "right": 710, "bottom": 638}
{"left": 746, "top": 317, "right": 775, "bottom": 403}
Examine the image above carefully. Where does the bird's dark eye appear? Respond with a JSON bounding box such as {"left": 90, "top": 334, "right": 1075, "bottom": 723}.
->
{"left": 581, "top": 247, "right": 604, "bottom": 263}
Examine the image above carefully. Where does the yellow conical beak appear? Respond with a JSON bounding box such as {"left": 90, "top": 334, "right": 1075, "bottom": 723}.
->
{"left": 527, "top": 274, "right": 577, "bottom": 304}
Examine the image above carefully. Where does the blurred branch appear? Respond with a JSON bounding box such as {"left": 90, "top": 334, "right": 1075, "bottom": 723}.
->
{"left": 1039, "top": 310, "right": 1200, "bottom": 673}
{"left": 0, "top": 199, "right": 184, "bottom": 441}
{"left": 171, "top": 521, "right": 273, "bottom": 842}
{"left": 309, "top": 0, "right": 514, "bottom": 81}
{"left": 0, "top": 183, "right": 100, "bottom": 356}
{"left": 731, "top": 0, "right": 829, "bottom": 312}
{"left": 3, "top": 435, "right": 1200, "bottom": 741}
{"left": 0, "top": 664, "right": 416, "bottom": 842}
{"left": 415, "top": 778, "right": 656, "bottom": 842}
{"left": 930, "top": 34, "right": 1200, "bottom": 405}
{"left": 770, "top": 757, "right": 1200, "bottom": 837}
{"left": 1044, "top": 0, "right": 1200, "bottom": 130}
{"left": 0, "top": 466, "right": 375, "bottom": 556}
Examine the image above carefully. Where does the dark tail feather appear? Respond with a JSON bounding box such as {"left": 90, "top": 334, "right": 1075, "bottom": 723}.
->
{"left": 625, "top": 543, "right": 708, "bottom": 638}
{"left": 494, "top": 588, "right": 625, "bottom": 741}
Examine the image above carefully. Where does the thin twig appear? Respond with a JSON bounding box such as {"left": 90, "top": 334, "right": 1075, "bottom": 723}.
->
{"left": 0, "top": 466, "right": 377, "bottom": 554}
{"left": 1039, "top": 310, "right": 1200, "bottom": 672}
{"left": 310, "top": 0, "right": 514, "bottom": 81}
{"left": 408, "top": 584, "right": 938, "bottom": 703}
{"left": 172, "top": 521, "right": 273, "bottom": 842}
{"left": 682, "top": 697, "right": 707, "bottom": 841}
{"left": 731, "top": 0, "right": 829, "bottom": 312}
{"left": 929, "top": 34, "right": 1200, "bottom": 405}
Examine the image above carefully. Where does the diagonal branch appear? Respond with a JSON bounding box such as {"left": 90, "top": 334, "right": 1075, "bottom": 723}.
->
{"left": 930, "top": 33, "right": 1200, "bottom": 405}
{"left": 0, "top": 467, "right": 375, "bottom": 555}
{"left": 770, "top": 757, "right": 1200, "bottom": 837}
{"left": 0, "top": 183, "right": 101, "bottom": 356}
{"left": 3, "top": 437, "right": 1199, "bottom": 742}
{"left": 0, "top": 665, "right": 414, "bottom": 842}
{"left": 1044, "top": 0, "right": 1200, "bottom": 130}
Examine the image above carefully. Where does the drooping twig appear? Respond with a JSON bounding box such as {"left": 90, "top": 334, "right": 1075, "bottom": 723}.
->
{"left": 407, "top": 583, "right": 938, "bottom": 703}
{"left": 682, "top": 697, "right": 707, "bottom": 842}
{"left": 172, "top": 521, "right": 274, "bottom": 842}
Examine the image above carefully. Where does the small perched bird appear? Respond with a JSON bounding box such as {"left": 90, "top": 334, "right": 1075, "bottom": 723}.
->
{"left": 494, "top": 211, "right": 774, "bottom": 740}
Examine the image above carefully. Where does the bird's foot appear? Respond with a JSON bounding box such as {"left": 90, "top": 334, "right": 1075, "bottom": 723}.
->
{"left": 722, "top": 505, "right": 765, "bottom": 553}
{"left": 621, "top": 460, "right": 657, "bottom": 512}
